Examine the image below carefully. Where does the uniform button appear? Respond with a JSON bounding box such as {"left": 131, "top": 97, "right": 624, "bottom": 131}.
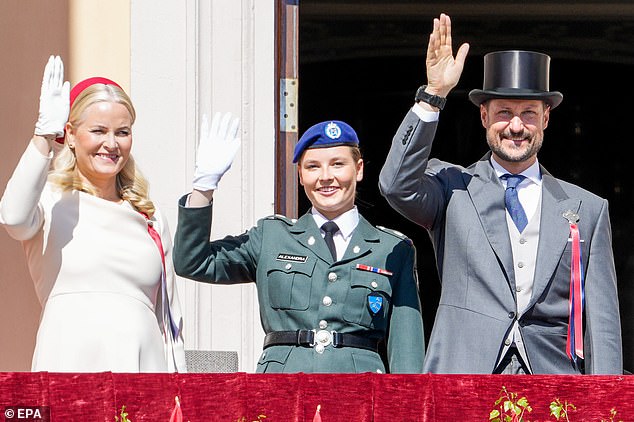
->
{"left": 517, "top": 262, "right": 524, "bottom": 268}
{"left": 519, "top": 238, "right": 527, "bottom": 244}
{"left": 371, "top": 281, "right": 378, "bottom": 288}
{"left": 291, "top": 218, "right": 297, "bottom": 223}
{"left": 319, "top": 320, "right": 328, "bottom": 329}
{"left": 315, "top": 344, "right": 325, "bottom": 354}
{"left": 508, "top": 311, "right": 516, "bottom": 319}
{"left": 504, "top": 339, "right": 511, "bottom": 346}
{"left": 516, "top": 286, "right": 522, "bottom": 292}
{"left": 376, "top": 369, "right": 383, "bottom": 374}
{"left": 328, "top": 272, "right": 338, "bottom": 282}
{"left": 262, "top": 352, "right": 266, "bottom": 358}
{"left": 353, "top": 245, "right": 360, "bottom": 254}
{"left": 322, "top": 296, "right": 333, "bottom": 306}
{"left": 285, "top": 263, "right": 292, "bottom": 270}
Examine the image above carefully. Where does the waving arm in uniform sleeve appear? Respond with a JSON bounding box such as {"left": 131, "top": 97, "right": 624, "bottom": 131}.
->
{"left": 173, "top": 111, "right": 263, "bottom": 283}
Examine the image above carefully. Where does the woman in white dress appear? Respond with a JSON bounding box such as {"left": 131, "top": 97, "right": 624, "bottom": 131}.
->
{"left": 0, "top": 56, "right": 186, "bottom": 372}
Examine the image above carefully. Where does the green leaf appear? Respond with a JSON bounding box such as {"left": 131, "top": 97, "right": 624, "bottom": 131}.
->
{"left": 517, "top": 397, "right": 529, "bottom": 408}
{"left": 490, "top": 409, "right": 500, "bottom": 420}
{"left": 503, "top": 400, "right": 513, "bottom": 412}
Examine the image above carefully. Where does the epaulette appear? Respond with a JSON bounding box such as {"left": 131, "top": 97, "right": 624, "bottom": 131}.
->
{"left": 376, "top": 225, "right": 413, "bottom": 245}
{"left": 264, "top": 214, "right": 297, "bottom": 225}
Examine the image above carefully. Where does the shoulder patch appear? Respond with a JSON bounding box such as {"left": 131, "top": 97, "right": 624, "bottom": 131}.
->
{"left": 376, "top": 225, "right": 413, "bottom": 244}
{"left": 265, "top": 214, "right": 295, "bottom": 225}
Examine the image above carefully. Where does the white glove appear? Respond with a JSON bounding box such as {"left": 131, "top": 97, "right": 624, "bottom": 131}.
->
{"left": 34, "top": 55, "right": 70, "bottom": 137}
{"left": 193, "top": 112, "right": 241, "bottom": 191}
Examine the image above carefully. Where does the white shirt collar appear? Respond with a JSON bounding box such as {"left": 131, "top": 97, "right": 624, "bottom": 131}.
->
{"left": 311, "top": 206, "right": 359, "bottom": 241}
{"left": 490, "top": 157, "right": 542, "bottom": 186}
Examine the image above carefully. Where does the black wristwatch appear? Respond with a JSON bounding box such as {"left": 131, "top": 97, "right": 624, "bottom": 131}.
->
{"left": 415, "top": 85, "right": 446, "bottom": 110}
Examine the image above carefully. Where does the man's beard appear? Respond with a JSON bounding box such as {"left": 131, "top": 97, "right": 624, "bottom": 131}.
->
{"left": 487, "top": 129, "right": 543, "bottom": 163}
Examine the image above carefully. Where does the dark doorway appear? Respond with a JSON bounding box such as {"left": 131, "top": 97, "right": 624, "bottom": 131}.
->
{"left": 299, "top": 2, "right": 634, "bottom": 373}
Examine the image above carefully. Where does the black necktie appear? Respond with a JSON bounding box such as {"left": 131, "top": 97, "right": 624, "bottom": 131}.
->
{"left": 501, "top": 174, "right": 528, "bottom": 232}
{"left": 321, "top": 221, "right": 339, "bottom": 261}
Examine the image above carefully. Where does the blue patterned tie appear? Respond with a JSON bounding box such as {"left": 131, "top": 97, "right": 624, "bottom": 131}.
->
{"left": 501, "top": 174, "right": 528, "bottom": 232}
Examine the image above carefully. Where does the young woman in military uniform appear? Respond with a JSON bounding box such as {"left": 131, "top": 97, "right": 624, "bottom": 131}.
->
{"left": 173, "top": 116, "right": 424, "bottom": 373}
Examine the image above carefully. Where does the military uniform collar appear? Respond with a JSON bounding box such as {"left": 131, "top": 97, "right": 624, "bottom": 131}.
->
{"left": 310, "top": 206, "right": 359, "bottom": 241}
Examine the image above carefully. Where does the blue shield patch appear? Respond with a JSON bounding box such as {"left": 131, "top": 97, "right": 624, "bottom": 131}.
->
{"left": 367, "top": 293, "right": 383, "bottom": 316}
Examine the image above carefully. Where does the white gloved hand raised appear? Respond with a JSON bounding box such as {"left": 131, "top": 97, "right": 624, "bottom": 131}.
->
{"left": 34, "top": 55, "right": 71, "bottom": 137}
{"left": 193, "top": 112, "right": 241, "bottom": 191}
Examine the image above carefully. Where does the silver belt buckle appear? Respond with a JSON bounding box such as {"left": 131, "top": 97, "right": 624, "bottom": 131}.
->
{"left": 314, "top": 330, "right": 332, "bottom": 347}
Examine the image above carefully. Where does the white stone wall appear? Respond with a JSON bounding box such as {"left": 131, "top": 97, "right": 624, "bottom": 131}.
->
{"left": 130, "top": 0, "right": 275, "bottom": 372}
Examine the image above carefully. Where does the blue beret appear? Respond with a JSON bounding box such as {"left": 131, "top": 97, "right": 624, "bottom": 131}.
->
{"left": 292, "top": 120, "right": 359, "bottom": 163}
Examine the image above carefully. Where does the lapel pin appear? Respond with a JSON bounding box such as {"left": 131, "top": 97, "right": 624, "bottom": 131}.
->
{"left": 562, "top": 210, "right": 580, "bottom": 224}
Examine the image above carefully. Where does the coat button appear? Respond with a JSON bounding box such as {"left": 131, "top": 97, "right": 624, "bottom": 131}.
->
{"left": 319, "top": 320, "right": 328, "bottom": 329}
{"left": 315, "top": 344, "right": 325, "bottom": 354}
{"left": 504, "top": 338, "right": 511, "bottom": 346}
{"left": 371, "top": 281, "right": 378, "bottom": 288}
{"left": 508, "top": 311, "right": 516, "bottom": 319}
{"left": 285, "top": 263, "right": 292, "bottom": 270}
{"left": 328, "top": 272, "right": 338, "bottom": 282}
{"left": 308, "top": 236, "right": 315, "bottom": 245}
{"left": 353, "top": 245, "right": 360, "bottom": 253}
{"left": 376, "top": 369, "right": 383, "bottom": 374}
{"left": 519, "top": 238, "right": 527, "bottom": 244}
{"left": 517, "top": 262, "right": 524, "bottom": 268}
{"left": 322, "top": 296, "right": 333, "bottom": 306}
{"left": 516, "top": 286, "right": 522, "bottom": 292}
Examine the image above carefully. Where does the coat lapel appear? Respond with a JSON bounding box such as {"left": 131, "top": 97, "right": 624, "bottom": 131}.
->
{"left": 289, "top": 212, "right": 334, "bottom": 264}
{"left": 339, "top": 215, "right": 379, "bottom": 263}
{"left": 529, "top": 170, "right": 581, "bottom": 310}
{"left": 467, "top": 156, "right": 516, "bottom": 284}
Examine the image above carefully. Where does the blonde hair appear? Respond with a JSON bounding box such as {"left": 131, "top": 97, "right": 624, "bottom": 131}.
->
{"left": 48, "top": 83, "right": 156, "bottom": 218}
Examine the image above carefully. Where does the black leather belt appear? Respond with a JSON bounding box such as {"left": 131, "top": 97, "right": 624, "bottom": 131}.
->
{"left": 263, "top": 330, "right": 379, "bottom": 352}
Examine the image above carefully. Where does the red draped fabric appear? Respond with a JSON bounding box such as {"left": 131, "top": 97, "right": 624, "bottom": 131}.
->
{"left": 0, "top": 372, "right": 632, "bottom": 421}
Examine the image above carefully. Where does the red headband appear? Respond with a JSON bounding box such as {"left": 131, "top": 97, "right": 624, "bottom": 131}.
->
{"left": 55, "top": 77, "right": 123, "bottom": 144}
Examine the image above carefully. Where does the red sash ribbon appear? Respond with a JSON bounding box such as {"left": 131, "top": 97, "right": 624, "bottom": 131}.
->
{"left": 566, "top": 222, "right": 585, "bottom": 363}
{"left": 141, "top": 213, "right": 179, "bottom": 341}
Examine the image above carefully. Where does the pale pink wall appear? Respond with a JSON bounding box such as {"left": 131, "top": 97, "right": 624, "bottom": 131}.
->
{"left": 0, "top": 0, "right": 69, "bottom": 370}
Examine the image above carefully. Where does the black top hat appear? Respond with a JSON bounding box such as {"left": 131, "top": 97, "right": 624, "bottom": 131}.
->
{"left": 468, "top": 50, "right": 563, "bottom": 108}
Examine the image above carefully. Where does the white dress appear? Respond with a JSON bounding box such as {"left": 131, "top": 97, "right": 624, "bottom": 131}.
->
{"left": 0, "top": 143, "right": 186, "bottom": 372}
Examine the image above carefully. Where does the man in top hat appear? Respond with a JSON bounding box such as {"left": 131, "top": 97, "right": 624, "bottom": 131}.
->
{"left": 379, "top": 13, "right": 622, "bottom": 374}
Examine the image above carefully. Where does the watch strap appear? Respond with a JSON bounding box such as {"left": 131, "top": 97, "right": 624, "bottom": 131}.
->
{"left": 415, "top": 85, "right": 446, "bottom": 110}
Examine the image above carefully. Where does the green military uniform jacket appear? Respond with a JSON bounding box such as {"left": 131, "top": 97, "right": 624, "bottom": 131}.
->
{"left": 173, "top": 195, "right": 425, "bottom": 373}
